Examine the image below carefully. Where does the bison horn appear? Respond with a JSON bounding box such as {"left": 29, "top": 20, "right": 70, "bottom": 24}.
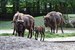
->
{"left": 17, "top": 20, "right": 24, "bottom": 22}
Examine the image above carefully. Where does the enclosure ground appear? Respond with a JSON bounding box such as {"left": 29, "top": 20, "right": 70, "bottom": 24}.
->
{"left": 0, "top": 36, "right": 75, "bottom": 50}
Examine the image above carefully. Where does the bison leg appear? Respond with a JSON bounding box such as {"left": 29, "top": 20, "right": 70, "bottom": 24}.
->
{"left": 60, "top": 24, "right": 64, "bottom": 33}
{"left": 21, "top": 32, "right": 24, "bottom": 37}
{"left": 27, "top": 29, "right": 32, "bottom": 38}
{"left": 43, "top": 32, "right": 45, "bottom": 41}
{"left": 56, "top": 25, "right": 58, "bottom": 33}
{"left": 13, "top": 28, "right": 15, "bottom": 35}
{"left": 13, "top": 23, "right": 17, "bottom": 36}
{"left": 50, "top": 27, "right": 52, "bottom": 33}
{"left": 18, "top": 32, "right": 20, "bottom": 36}
{"left": 40, "top": 33, "right": 42, "bottom": 41}
{"left": 21, "top": 33, "right": 24, "bottom": 37}
{"left": 27, "top": 29, "right": 31, "bottom": 38}
{"left": 35, "top": 33, "right": 37, "bottom": 40}
{"left": 27, "top": 30, "right": 30, "bottom": 38}
{"left": 30, "top": 29, "right": 33, "bottom": 38}
{"left": 52, "top": 27, "right": 55, "bottom": 33}
{"left": 40, "top": 32, "right": 45, "bottom": 41}
{"left": 21, "top": 29, "right": 25, "bottom": 37}
{"left": 35, "top": 32, "right": 38, "bottom": 40}
{"left": 13, "top": 28, "right": 17, "bottom": 36}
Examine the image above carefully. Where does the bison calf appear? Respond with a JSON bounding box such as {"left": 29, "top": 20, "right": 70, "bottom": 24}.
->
{"left": 34, "top": 26, "right": 45, "bottom": 41}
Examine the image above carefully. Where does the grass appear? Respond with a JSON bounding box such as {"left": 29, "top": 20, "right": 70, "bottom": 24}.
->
{"left": 0, "top": 33, "right": 13, "bottom": 36}
{"left": 45, "top": 33, "right": 75, "bottom": 38}
{"left": 0, "top": 32, "right": 75, "bottom": 38}
{"left": 0, "top": 21, "right": 12, "bottom": 29}
{"left": 34, "top": 16, "right": 44, "bottom": 26}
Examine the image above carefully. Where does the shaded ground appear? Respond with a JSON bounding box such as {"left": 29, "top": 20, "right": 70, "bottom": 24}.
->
{"left": 0, "top": 36, "right": 75, "bottom": 50}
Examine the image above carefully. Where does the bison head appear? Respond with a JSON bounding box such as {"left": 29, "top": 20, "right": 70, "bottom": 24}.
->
{"left": 16, "top": 20, "right": 25, "bottom": 33}
{"left": 44, "top": 17, "right": 50, "bottom": 27}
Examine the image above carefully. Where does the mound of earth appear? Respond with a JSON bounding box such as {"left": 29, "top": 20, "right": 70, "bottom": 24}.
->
{"left": 0, "top": 36, "right": 75, "bottom": 50}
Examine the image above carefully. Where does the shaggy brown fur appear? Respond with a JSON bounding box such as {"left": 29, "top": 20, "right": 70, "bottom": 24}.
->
{"left": 12, "top": 11, "right": 34, "bottom": 38}
{"left": 15, "top": 20, "right": 25, "bottom": 37}
{"left": 34, "top": 26, "right": 45, "bottom": 41}
{"left": 44, "top": 11, "right": 64, "bottom": 33}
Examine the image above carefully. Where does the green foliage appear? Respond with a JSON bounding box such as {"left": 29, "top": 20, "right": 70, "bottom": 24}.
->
{"left": 64, "top": 23, "right": 72, "bottom": 28}
{"left": 6, "top": 7, "right": 13, "bottom": 13}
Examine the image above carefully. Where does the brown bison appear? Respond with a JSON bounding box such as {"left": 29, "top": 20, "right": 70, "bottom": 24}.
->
{"left": 34, "top": 26, "right": 45, "bottom": 41}
{"left": 14, "top": 20, "right": 25, "bottom": 37}
{"left": 12, "top": 11, "right": 34, "bottom": 38}
{"left": 44, "top": 11, "right": 64, "bottom": 33}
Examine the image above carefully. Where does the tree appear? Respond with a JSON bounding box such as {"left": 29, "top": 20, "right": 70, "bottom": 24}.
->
{"left": 13, "top": 0, "right": 19, "bottom": 13}
{"left": 1, "top": 0, "right": 7, "bottom": 14}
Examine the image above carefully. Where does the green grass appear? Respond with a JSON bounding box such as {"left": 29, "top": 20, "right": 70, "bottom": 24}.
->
{"left": 0, "top": 21, "right": 12, "bottom": 29}
{"left": 0, "top": 32, "right": 75, "bottom": 38}
{"left": 45, "top": 32, "right": 75, "bottom": 38}
{"left": 34, "top": 16, "right": 44, "bottom": 26}
{"left": 0, "top": 33, "right": 13, "bottom": 36}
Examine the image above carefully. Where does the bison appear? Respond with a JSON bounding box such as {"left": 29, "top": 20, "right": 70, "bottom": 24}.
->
{"left": 44, "top": 11, "right": 64, "bottom": 33}
{"left": 12, "top": 11, "right": 34, "bottom": 38}
{"left": 34, "top": 26, "right": 45, "bottom": 41}
{"left": 14, "top": 20, "right": 25, "bottom": 37}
